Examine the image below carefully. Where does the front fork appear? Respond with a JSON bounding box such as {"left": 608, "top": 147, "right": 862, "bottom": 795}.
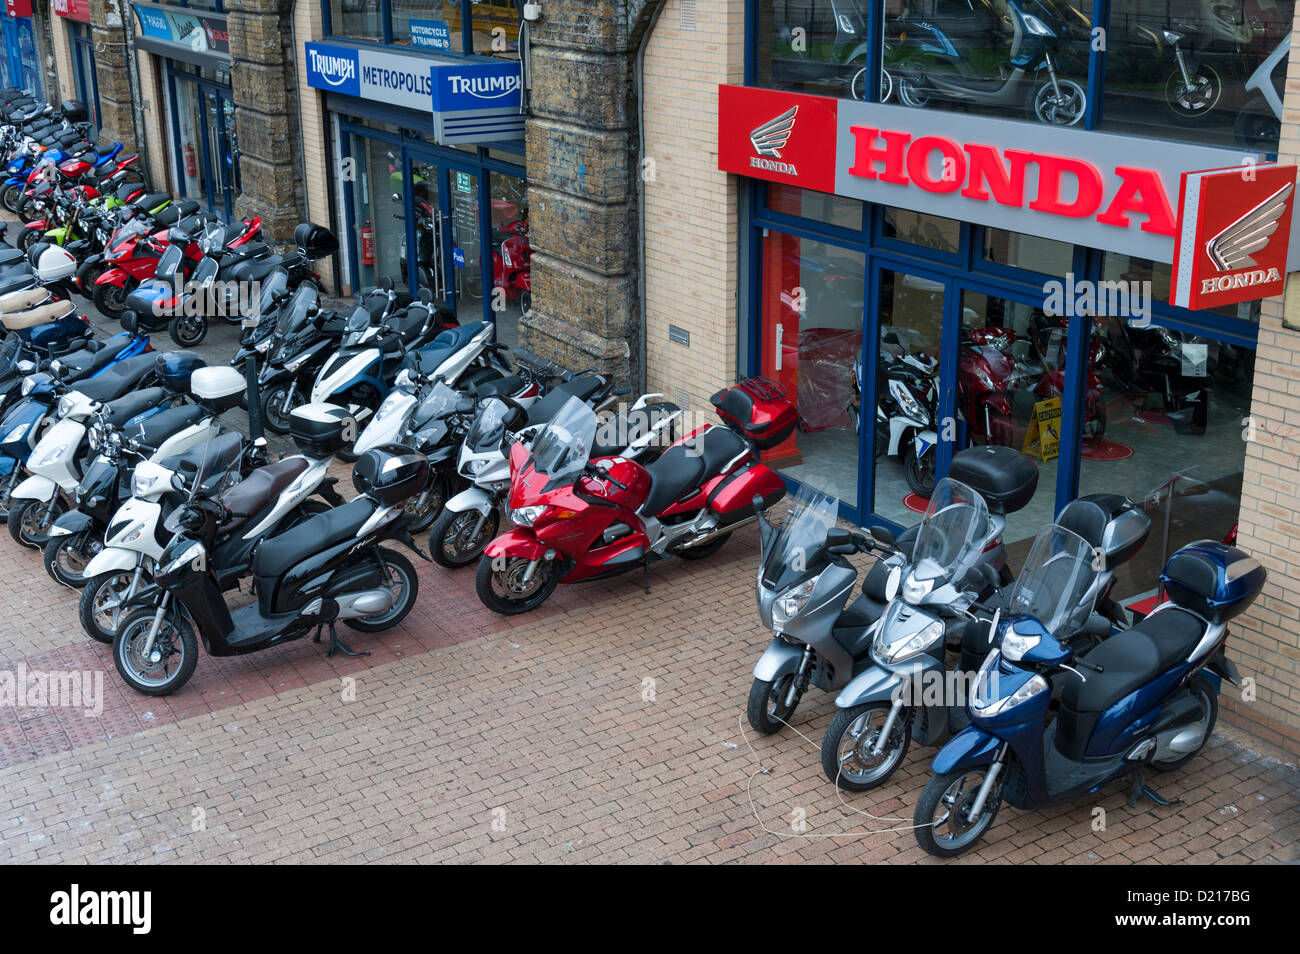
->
{"left": 873, "top": 696, "right": 907, "bottom": 757}
{"left": 784, "top": 645, "right": 813, "bottom": 709}
{"left": 1172, "top": 43, "right": 1194, "bottom": 88}
{"left": 281, "top": 380, "right": 297, "bottom": 415}
{"left": 967, "top": 742, "right": 1008, "bottom": 821}
{"left": 141, "top": 592, "right": 172, "bottom": 658}
{"left": 1043, "top": 52, "right": 1064, "bottom": 99}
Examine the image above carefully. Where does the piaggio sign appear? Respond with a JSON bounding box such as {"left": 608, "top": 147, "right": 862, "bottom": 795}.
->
{"left": 717, "top": 84, "right": 1290, "bottom": 275}
{"left": 1171, "top": 163, "right": 1297, "bottom": 310}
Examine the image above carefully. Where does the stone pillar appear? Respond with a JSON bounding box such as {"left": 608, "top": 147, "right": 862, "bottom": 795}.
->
{"left": 87, "top": 0, "right": 141, "bottom": 157}
{"left": 226, "top": 0, "right": 304, "bottom": 244}
{"left": 520, "top": 0, "right": 656, "bottom": 389}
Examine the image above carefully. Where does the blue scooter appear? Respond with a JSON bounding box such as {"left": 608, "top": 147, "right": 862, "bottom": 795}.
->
{"left": 914, "top": 527, "right": 1265, "bottom": 857}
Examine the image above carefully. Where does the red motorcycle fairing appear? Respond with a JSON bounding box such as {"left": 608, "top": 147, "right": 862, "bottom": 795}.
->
{"left": 483, "top": 527, "right": 548, "bottom": 561}
{"left": 94, "top": 256, "right": 166, "bottom": 286}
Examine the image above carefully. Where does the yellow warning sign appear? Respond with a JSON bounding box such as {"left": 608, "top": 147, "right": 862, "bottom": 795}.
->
{"left": 1022, "top": 397, "right": 1062, "bottom": 461}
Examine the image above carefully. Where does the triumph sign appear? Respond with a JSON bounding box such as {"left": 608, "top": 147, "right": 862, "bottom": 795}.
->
{"left": 717, "top": 84, "right": 1298, "bottom": 272}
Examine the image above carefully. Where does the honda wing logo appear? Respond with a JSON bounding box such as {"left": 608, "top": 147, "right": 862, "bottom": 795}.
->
{"left": 1207, "top": 180, "right": 1294, "bottom": 271}
{"left": 749, "top": 107, "right": 799, "bottom": 175}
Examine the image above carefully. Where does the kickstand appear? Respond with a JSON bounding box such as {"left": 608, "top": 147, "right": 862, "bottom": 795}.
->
{"left": 1127, "top": 769, "right": 1182, "bottom": 808}
{"left": 324, "top": 620, "right": 370, "bottom": 659}
{"left": 642, "top": 557, "right": 651, "bottom": 595}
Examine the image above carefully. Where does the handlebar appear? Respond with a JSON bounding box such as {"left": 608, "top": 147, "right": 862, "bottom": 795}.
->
{"left": 585, "top": 461, "right": 627, "bottom": 491}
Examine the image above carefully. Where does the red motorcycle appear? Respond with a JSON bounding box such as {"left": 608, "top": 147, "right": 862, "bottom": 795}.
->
{"left": 92, "top": 214, "right": 263, "bottom": 320}
{"left": 1031, "top": 324, "right": 1107, "bottom": 442}
{"left": 491, "top": 202, "right": 531, "bottom": 312}
{"left": 477, "top": 378, "right": 795, "bottom": 615}
{"left": 959, "top": 327, "right": 1021, "bottom": 446}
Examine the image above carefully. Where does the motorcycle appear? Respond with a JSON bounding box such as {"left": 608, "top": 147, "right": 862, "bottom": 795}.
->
{"left": 477, "top": 378, "right": 795, "bottom": 615}
{"left": 913, "top": 529, "right": 1263, "bottom": 856}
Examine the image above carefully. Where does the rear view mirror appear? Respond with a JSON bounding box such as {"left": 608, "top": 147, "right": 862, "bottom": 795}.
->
{"left": 826, "top": 527, "right": 857, "bottom": 555}
{"left": 870, "top": 525, "right": 896, "bottom": 549}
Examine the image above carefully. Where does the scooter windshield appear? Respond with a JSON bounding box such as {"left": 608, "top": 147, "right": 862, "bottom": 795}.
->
{"left": 465, "top": 397, "right": 512, "bottom": 453}
{"left": 759, "top": 483, "right": 838, "bottom": 592}
{"left": 1008, "top": 524, "right": 1098, "bottom": 636}
{"left": 277, "top": 284, "right": 318, "bottom": 335}
{"left": 416, "top": 381, "right": 459, "bottom": 424}
{"left": 198, "top": 222, "right": 226, "bottom": 256}
{"left": 909, "top": 477, "right": 988, "bottom": 586}
{"left": 529, "top": 396, "right": 597, "bottom": 490}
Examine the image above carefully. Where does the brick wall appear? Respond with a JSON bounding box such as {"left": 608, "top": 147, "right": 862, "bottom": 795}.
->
{"left": 291, "top": 0, "right": 337, "bottom": 294}
{"left": 641, "top": 0, "right": 745, "bottom": 411}
{"left": 48, "top": 15, "right": 76, "bottom": 104}
{"left": 133, "top": 49, "right": 170, "bottom": 195}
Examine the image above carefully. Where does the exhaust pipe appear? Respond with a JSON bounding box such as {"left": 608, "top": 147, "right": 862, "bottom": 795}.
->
{"left": 678, "top": 513, "right": 760, "bottom": 549}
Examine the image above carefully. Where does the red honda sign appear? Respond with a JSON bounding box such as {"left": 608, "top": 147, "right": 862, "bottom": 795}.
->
{"left": 52, "top": 0, "right": 91, "bottom": 21}
{"left": 717, "top": 86, "right": 837, "bottom": 194}
{"left": 4, "top": 0, "right": 33, "bottom": 17}
{"left": 1171, "top": 163, "right": 1297, "bottom": 310}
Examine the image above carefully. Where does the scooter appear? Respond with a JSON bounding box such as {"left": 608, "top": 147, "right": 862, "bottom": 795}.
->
{"left": 77, "top": 403, "right": 349, "bottom": 644}
{"left": 477, "top": 378, "right": 794, "bottom": 615}
{"left": 887, "top": 0, "right": 1086, "bottom": 125}
{"left": 913, "top": 530, "right": 1264, "bottom": 856}
{"left": 111, "top": 433, "right": 429, "bottom": 696}
{"left": 874, "top": 344, "right": 939, "bottom": 497}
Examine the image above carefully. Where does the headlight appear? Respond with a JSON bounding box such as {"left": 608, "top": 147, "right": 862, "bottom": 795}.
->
{"left": 57, "top": 394, "right": 75, "bottom": 418}
{"left": 131, "top": 469, "right": 166, "bottom": 498}
{"left": 466, "top": 458, "right": 488, "bottom": 477}
{"left": 256, "top": 339, "right": 272, "bottom": 353}
{"left": 1021, "top": 13, "right": 1052, "bottom": 36}
{"left": 902, "top": 573, "right": 934, "bottom": 604}
{"left": 890, "top": 380, "right": 924, "bottom": 420}
{"left": 88, "top": 424, "right": 102, "bottom": 451}
{"left": 1, "top": 421, "right": 29, "bottom": 444}
{"left": 874, "top": 617, "right": 944, "bottom": 664}
{"left": 20, "top": 375, "right": 36, "bottom": 397}
{"left": 773, "top": 576, "right": 819, "bottom": 627}
{"left": 509, "top": 505, "right": 547, "bottom": 527}
{"left": 1000, "top": 629, "right": 1041, "bottom": 663}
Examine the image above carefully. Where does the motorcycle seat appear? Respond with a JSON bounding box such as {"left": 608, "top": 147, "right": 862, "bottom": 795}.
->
{"left": 0, "top": 274, "right": 36, "bottom": 298}
{"left": 524, "top": 375, "right": 604, "bottom": 426}
{"left": 253, "top": 495, "right": 376, "bottom": 579}
{"left": 0, "top": 247, "right": 24, "bottom": 266}
{"left": 3, "top": 299, "right": 76, "bottom": 330}
{"left": 467, "top": 374, "right": 520, "bottom": 398}
{"left": 220, "top": 456, "right": 311, "bottom": 533}
{"left": 102, "top": 387, "right": 169, "bottom": 428}
{"left": 72, "top": 352, "right": 158, "bottom": 403}
{"left": 127, "top": 403, "right": 207, "bottom": 452}
{"left": 1062, "top": 608, "right": 1206, "bottom": 714}
{"left": 0, "top": 287, "right": 49, "bottom": 313}
{"left": 695, "top": 424, "right": 749, "bottom": 478}
{"left": 640, "top": 444, "right": 706, "bottom": 517}
{"left": 227, "top": 255, "right": 291, "bottom": 283}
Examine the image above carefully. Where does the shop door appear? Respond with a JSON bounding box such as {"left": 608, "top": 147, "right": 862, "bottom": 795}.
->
{"left": 406, "top": 158, "right": 448, "bottom": 302}
{"left": 169, "top": 70, "right": 238, "bottom": 220}
{"left": 403, "top": 153, "right": 489, "bottom": 324}
{"left": 446, "top": 166, "right": 484, "bottom": 320}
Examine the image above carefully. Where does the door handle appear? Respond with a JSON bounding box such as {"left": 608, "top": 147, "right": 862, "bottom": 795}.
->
{"left": 774, "top": 323, "right": 784, "bottom": 372}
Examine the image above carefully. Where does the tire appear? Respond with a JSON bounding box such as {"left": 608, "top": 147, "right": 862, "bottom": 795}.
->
{"left": 92, "top": 279, "right": 132, "bottom": 321}
{"left": 80, "top": 568, "right": 142, "bottom": 644}
{"left": 0, "top": 476, "right": 16, "bottom": 523}
{"left": 168, "top": 313, "right": 207, "bottom": 348}
{"left": 260, "top": 383, "right": 303, "bottom": 435}
{"left": 1164, "top": 65, "right": 1222, "bottom": 121}
{"left": 113, "top": 608, "right": 199, "bottom": 696}
{"left": 1150, "top": 676, "right": 1218, "bottom": 771}
{"left": 1028, "top": 78, "right": 1085, "bottom": 126}
{"left": 17, "top": 227, "right": 40, "bottom": 252}
{"left": 904, "top": 449, "right": 935, "bottom": 498}
{"left": 914, "top": 767, "right": 1003, "bottom": 857}
{"left": 821, "top": 702, "right": 911, "bottom": 791}
{"left": 896, "top": 73, "right": 930, "bottom": 108}
{"left": 0, "top": 183, "right": 21, "bottom": 214}
{"left": 429, "top": 506, "right": 500, "bottom": 569}
{"left": 998, "top": 562, "right": 1014, "bottom": 587}
{"left": 344, "top": 548, "right": 419, "bottom": 634}
{"left": 475, "top": 553, "right": 559, "bottom": 615}
{"left": 77, "top": 262, "right": 109, "bottom": 298}
{"left": 8, "top": 497, "right": 65, "bottom": 549}
{"left": 403, "top": 474, "right": 449, "bottom": 534}
{"left": 746, "top": 674, "right": 802, "bottom": 735}
{"left": 1084, "top": 400, "right": 1107, "bottom": 442}
{"left": 671, "top": 531, "right": 732, "bottom": 561}
{"left": 43, "top": 529, "right": 101, "bottom": 588}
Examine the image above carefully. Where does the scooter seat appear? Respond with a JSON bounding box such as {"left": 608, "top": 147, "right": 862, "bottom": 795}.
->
{"left": 126, "top": 403, "right": 206, "bottom": 452}
{"left": 0, "top": 287, "right": 49, "bottom": 314}
{"left": 467, "top": 374, "right": 520, "bottom": 398}
{"left": 1062, "top": 608, "right": 1206, "bottom": 714}
{"left": 0, "top": 248, "right": 24, "bottom": 266}
{"left": 226, "top": 255, "right": 290, "bottom": 283}
{"left": 220, "top": 456, "right": 310, "bottom": 533}
{"left": 103, "top": 386, "right": 169, "bottom": 428}
{"left": 72, "top": 352, "right": 158, "bottom": 403}
{"left": 0, "top": 273, "right": 36, "bottom": 297}
{"left": 2, "top": 299, "right": 76, "bottom": 330}
{"left": 253, "top": 496, "right": 376, "bottom": 579}
{"left": 53, "top": 334, "right": 132, "bottom": 380}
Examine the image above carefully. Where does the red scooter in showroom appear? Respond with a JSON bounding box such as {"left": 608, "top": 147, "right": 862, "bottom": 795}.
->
{"left": 476, "top": 378, "right": 796, "bottom": 614}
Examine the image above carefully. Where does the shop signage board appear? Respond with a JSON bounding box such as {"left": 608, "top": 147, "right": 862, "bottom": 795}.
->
{"left": 52, "top": 0, "right": 91, "bottom": 21}
{"left": 4, "top": 0, "right": 33, "bottom": 18}
{"left": 304, "top": 41, "right": 524, "bottom": 144}
{"left": 1170, "top": 163, "right": 1297, "bottom": 310}
{"left": 717, "top": 84, "right": 1296, "bottom": 271}
{"left": 409, "top": 19, "right": 452, "bottom": 52}
{"left": 130, "top": 4, "right": 230, "bottom": 56}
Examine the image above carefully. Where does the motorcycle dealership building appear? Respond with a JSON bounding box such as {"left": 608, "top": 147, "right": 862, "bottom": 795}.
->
{"left": 24, "top": 0, "right": 1300, "bottom": 756}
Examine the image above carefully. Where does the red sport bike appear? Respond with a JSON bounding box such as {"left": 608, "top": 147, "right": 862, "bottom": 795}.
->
{"left": 477, "top": 378, "right": 795, "bottom": 615}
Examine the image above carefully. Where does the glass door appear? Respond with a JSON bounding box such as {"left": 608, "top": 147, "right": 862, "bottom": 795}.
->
{"left": 407, "top": 158, "right": 446, "bottom": 302}
{"left": 169, "top": 68, "right": 239, "bottom": 220}
{"left": 447, "top": 166, "right": 483, "bottom": 315}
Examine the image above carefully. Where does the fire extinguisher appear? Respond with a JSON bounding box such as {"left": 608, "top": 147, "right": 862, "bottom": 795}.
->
{"left": 360, "top": 220, "right": 375, "bottom": 266}
{"left": 184, "top": 142, "right": 197, "bottom": 178}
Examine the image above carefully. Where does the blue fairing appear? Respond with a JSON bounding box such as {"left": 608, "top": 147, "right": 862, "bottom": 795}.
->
{"left": 0, "top": 397, "right": 50, "bottom": 459}
{"left": 931, "top": 725, "right": 1002, "bottom": 775}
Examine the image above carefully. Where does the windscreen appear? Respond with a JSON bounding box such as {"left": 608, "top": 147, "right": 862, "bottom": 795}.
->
{"left": 910, "top": 477, "right": 988, "bottom": 584}
{"left": 1009, "top": 524, "right": 1099, "bottom": 636}
{"left": 277, "top": 284, "right": 318, "bottom": 335}
{"left": 529, "top": 396, "right": 597, "bottom": 489}
{"left": 760, "top": 483, "right": 838, "bottom": 592}
{"left": 465, "top": 397, "right": 512, "bottom": 453}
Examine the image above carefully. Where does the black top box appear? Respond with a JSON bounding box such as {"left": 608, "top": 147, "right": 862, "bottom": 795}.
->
{"left": 294, "top": 223, "right": 339, "bottom": 260}
{"left": 948, "top": 445, "right": 1039, "bottom": 515}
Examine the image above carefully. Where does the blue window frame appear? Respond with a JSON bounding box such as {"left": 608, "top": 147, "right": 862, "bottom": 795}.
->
{"left": 68, "top": 22, "right": 103, "bottom": 133}
{"left": 323, "top": 0, "right": 519, "bottom": 57}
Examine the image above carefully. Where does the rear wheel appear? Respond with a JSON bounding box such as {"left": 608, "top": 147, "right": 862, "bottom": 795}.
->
{"left": 168, "top": 313, "right": 207, "bottom": 348}
{"left": 80, "top": 569, "right": 142, "bottom": 644}
{"left": 914, "top": 767, "right": 1003, "bottom": 857}
{"left": 821, "top": 702, "right": 911, "bottom": 791}
{"left": 476, "top": 554, "right": 559, "bottom": 615}
{"left": 671, "top": 531, "right": 731, "bottom": 561}
{"left": 345, "top": 549, "right": 419, "bottom": 634}
{"left": 8, "top": 498, "right": 65, "bottom": 549}
{"left": 43, "top": 529, "right": 102, "bottom": 588}
{"left": 429, "top": 506, "right": 500, "bottom": 569}
{"left": 113, "top": 608, "right": 198, "bottom": 696}
{"left": 1150, "top": 677, "right": 1218, "bottom": 771}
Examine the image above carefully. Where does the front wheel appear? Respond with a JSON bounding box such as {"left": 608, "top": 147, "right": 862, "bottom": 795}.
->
{"left": 168, "top": 313, "right": 208, "bottom": 348}
{"left": 8, "top": 497, "right": 65, "bottom": 549}
{"left": 80, "top": 568, "right": 144, "bottom": 644}
{"left": 1164, "top": 64, "right": 1222, "bottom": 121}
{"left": 476, "top": 554, "right": 559, "bottom": 615}
{"left": 914, "top": 766, "right": 1003, "bottom": 857}
{"left": 1028, "top": 78, "right": 1086, "bottom": 126}
{"left": 344, "top": 548, "right": 419, "bottom": 634}
{"left": 904, "top": 449, "right": 935, "bottom": 498}
{"left": 746, "top": 674, "right": 803, "bottom": 735}
{"left": 93, "top": 279, "right": 133, "bottom": 321}
{"left": 260, "top": 383, "right": 304, "bottom": 435}
{"left": 821, "top": 702, "right": 911, "bottom": 791}
{"left": 429, "top": 506, "right": 500, "bottom": 569}
{"left": 43, "top": 530, "right": 101, "bottom": 588}
{"left": 112, "top": 608, "right": 199, "bottom": 696}
{"left": 0, "top": 183, "right": 22, "bottom": 214}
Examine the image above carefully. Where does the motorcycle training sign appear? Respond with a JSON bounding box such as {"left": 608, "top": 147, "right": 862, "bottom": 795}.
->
{"left": 717, "top": 84, "right": 1296, "bottom": 277}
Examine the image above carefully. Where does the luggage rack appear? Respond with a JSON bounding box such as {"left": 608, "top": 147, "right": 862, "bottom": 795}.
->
{"left": 731, "top": 375, "right": 788, "bottom": 401}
